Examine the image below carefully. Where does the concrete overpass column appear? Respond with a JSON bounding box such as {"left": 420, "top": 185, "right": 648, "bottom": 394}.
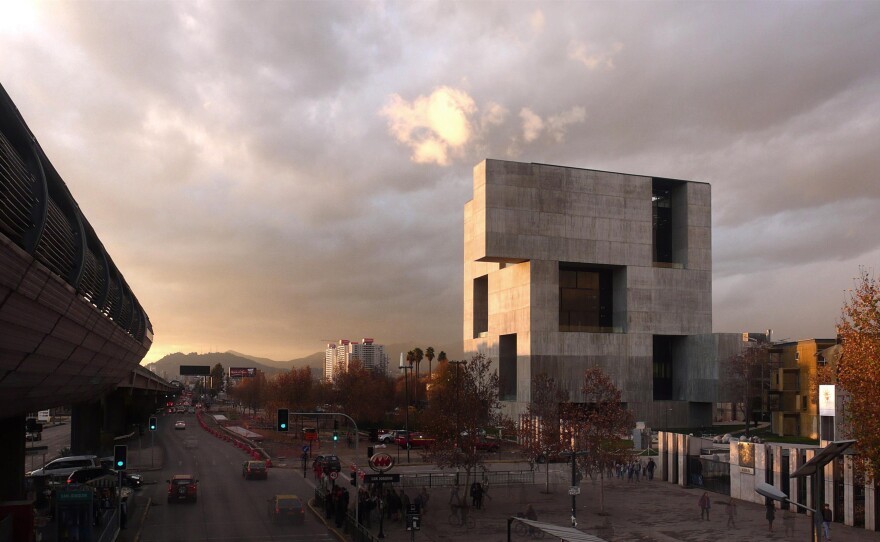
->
{"left": 102, "top": 390, "right": 128, "bottom": 436}
{"left": 0, "top": 416, "right": 25, "bottom": 500}
{"left": 71, "top": 401, "right": 102, "bottom": 456}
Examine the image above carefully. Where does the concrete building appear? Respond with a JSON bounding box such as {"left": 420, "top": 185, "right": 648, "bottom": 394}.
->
{"left": 463, "top": 159, "right": 741, "bottom": 428}
{"left": 324, "top": 338, "right": 388, "bottom": 381}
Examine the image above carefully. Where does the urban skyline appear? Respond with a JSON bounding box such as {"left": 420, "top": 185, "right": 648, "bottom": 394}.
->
{"left": 1, "top": 2, "right": 878, "bottom": 364}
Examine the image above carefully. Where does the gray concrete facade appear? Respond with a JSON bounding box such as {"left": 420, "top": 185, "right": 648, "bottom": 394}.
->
{"left": 463, "top": 159, "right": 739, "bottom": 427}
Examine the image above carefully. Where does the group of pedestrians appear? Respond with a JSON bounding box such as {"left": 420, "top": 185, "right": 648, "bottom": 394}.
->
{"left": 698, "top": 490, "right": 834, "bottom": 542}
{"left": 355, "top": 485, "right": 430, "bottom": 528}
{"left": 614, "top": 458, "right": 656, "bottom": 482}
{"left": 324, "top": 485, "right": 350, "bottom": 528}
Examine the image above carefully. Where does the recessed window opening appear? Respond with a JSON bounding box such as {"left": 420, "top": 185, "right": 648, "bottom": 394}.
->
{"left": 559, "top": 263, "right": 614, "bottom": 332}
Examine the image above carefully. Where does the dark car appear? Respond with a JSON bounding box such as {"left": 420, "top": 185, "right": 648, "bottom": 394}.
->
{"left": 268, "top": 494, "right": 305, "bottom": 524}
{"left": 242, "top": 460, "right": 268, "bottom": 480}
{"left": 312, "top": 455, "right": 341, "bottom": 473}
{"left": 167, "top": 474, "right": 198, "bottom": 503}
{"left": 68, "top": 467, "right": 143, "bottom": 488}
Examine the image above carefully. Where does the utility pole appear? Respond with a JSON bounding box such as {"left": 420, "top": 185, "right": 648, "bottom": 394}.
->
{"left": 399, "top": 357, "right": 413, "bottom": 463}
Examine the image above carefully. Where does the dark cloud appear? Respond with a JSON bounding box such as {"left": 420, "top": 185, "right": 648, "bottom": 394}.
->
{"left": 2, "top": 1, "right": 878, "bottom": 361}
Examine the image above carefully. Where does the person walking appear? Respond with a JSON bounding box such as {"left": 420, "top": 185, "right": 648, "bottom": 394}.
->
{"left": 646, "top": 458, "right": 656, "bottom": 480}
{"left": 822, "top": 503, "right": 833, "bottom": 541}
{"left": 726, "top": 499, "right": 737, "bottom": 528}
{"left": 783, "top": 508, "right": 796, "bottom": 537}
{"left": 765, "top": 500, "right": 776, "bottom": 532}
{"left": 698, "top": 492, "right": 711, "bottom": 520}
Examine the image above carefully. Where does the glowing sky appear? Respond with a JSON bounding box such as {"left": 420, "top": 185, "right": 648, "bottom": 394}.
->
{"left": 2, "top": 1, "right": 879, "bottom": 363}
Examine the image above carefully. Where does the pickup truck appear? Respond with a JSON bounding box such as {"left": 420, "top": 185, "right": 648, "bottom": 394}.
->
{"left": 394, "top": 432, "right": 435, "bottom": 449}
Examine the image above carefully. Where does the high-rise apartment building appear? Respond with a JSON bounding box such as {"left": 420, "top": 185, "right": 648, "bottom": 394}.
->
{"left": 323, "top": 338, "right": 388, "bottom": 381}
{"left": 463, "top": 159, "right": 740, "bottom": 428}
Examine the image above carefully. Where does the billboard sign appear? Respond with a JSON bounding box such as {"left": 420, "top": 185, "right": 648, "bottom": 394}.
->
{"left": 819, "top": 384, "right": 836, "bottom": 416}
{"left": 229, "top": 367, "right": 257, "bottom": 378}
{"left": 179, "top": 365, "right": 210, "bottom": 376}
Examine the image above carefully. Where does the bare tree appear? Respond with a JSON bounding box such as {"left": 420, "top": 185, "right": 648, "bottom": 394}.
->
{"left": 561, "top": 367, "right": 634, "bottom": 514}
{"left": 524, "top": 373, "right": 569, "bottom": 493}
{"left": 726, "top": 340, "right": 772, "bottom": 436}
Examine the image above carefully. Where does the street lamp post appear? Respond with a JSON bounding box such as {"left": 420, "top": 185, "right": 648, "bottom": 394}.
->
{"left": 399, "top": 360, "right": 413, "bottom": 463}
{"left": 561, "top": 450, "right": 589, "bottom": 527}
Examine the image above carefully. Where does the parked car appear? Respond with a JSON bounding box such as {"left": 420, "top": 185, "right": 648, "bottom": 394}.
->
{"left": 175, "top": 420, "right": 186, "bottom": 430}
{"left": 267, "top": 494, "right": 305, "bottom": 524}
{"left": 28, "top": 455, "right": 100, "bottom": 480}
{"left": 394, "top": 432, "right": 435, "bottom": 449}
{"left": 312, "top": 455, "right": 341, "bottom": 473}
{"left": 242, "top": 460, "right": 268, "bottom": 480}
{"left": 26, "top": 431, "right": 42, "bottom": 442}
{"left": 67, "top": 467, "right": 143, "bottom": 489}
{"left": 377, "top": 429, "right": 407, "bottom": 444}
{"left": 167, "top": 474, "right": 198, "bottom": 503}
{"left": 473, "top": 437, "right": 500, "bottom": 452}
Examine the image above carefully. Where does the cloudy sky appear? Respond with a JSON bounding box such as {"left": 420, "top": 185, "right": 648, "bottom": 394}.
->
{"left": 2, "top": 1, "right": 879, "bottom": 363}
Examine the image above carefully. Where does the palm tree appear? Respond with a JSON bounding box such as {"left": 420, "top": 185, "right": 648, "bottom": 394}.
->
{"left": 425, "top": 347, "right": 435, "bottom": 381}
{"left": 406, "top": 350, "right": 415, "bottom": 408}
{"left": 412, "top": 347, "right": 424, "bottom": 407}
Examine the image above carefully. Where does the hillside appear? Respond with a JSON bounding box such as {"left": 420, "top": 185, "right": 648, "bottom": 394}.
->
{"left": 146, "top": 351, "right": 287, "bottom": 380}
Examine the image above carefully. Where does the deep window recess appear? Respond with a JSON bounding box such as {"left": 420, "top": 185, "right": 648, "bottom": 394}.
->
{"left": 652, "top": 187, "right": 673, "bottom": 264}
{"left": 653, "top": 335, "right": 674, "bottom": 401}
{"left": 499, "top": 334, "right": 517, "bottom": 401}
{"left": 473, "top": 275, "right": 488, "bottom": 338}
{"left": 559, "top": 264, "right": 613, "bottom": 332}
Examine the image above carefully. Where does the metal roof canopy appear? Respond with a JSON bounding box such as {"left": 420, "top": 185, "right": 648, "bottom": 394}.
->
{"left": 508, "top": 518, "right": 609, "bottom": 542}
{"left": 790, "top": 440, "right": 856, "bottom": 478}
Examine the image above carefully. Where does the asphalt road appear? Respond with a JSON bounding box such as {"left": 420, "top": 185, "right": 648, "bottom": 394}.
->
{"left": 138, "top": 412, "right": 337, "bottom": 542}
{"left": 24, "top": 422, "right": 70, "bottom": 473}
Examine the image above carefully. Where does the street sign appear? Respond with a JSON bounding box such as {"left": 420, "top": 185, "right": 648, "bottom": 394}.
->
{"left": 406, "top": 513, "right": 421, "bottom": 531}
{"left": 329, "top": 471, "right": 338, "bottom": 480}
{"left": 568, "top": 486, "right": 581, "bottom": 495}
{"left": 25, "top": 445, "right": 49, "bottom": 456}
{"left": 363, "top": 473, "right": 400, "bottom": 483}
{"left": 56, "top": 490, "right": 92, "bottom": 502}
{"left": 302, "top": 445, "right": 310, "bottom": 453}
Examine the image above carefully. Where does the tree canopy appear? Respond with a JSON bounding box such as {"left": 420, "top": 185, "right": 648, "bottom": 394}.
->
{"left": 837, "top": 269, "right": 880, "bottom": 479}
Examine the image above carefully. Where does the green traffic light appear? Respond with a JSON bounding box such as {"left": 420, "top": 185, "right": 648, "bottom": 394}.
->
{"left": 280, "top": 423, "right": 287, "bottom": 429}
{"left": 116, "top": 460, "right": 123, "bottom": 467}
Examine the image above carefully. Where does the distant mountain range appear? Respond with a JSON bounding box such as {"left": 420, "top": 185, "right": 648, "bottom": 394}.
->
{"left": 145, "top": 341, "right": 466, "bottom": 381}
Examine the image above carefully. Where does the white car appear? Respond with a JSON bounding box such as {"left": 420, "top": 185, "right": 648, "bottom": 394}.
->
{"left": 28, "top": 455, "right": 100, "bottom": 480}
{"left": 175, "top": 420, "right": 186, "bottom": 430}
{"left": 377, "top": 429, "right": 406, "bottom": 444}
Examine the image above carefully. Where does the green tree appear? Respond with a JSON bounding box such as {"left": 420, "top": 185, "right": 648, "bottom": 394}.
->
{"left": 209, "top": 363, "right": 225, "bottom": 398}
{"left": 425, "top": 346, "right": 435, "bottom": 381}
{"left": 837, "top": 269, "right": 880, "bottom": 479}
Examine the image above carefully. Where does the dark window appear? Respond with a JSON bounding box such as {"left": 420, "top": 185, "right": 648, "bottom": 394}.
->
{"left": 653, "top": 335, "right": 674, "bottom": 401}
{"left": 559, "top": 264, "right": 613, "bottom": 332}
{"left": 473, "top": 275, "right": 488, "bottom": 338}
{"left": 652, "top": 187, "right": 673, "bottom": 263}
{"left": 499, "top": 334, "right": 517, "bottom": 401}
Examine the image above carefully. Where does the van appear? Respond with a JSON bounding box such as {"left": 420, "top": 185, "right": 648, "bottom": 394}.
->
{"left": 28, "top": 455, "right": 100, "bottom": 480}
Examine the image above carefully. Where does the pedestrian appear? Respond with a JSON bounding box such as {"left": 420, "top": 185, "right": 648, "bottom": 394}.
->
{"left": 646, "top": 458, "right": 656, "bottom": 480}
{"left": 119, "top": 497, "right": 128, "bottom": 530}
{"left": 401, "top": 490, "right": 410, "bottom": 517}
{"left": 473, "top": 482, "right": 484, "bottom": 509}
{"left": 627, "top": 463, "right": 634, "bottom": 482}
{"left": 765, "top": 500, "right": 776, "bottom": 532}
{"left": 726, "top": 499, "right": 737, "bottom": 528}
{"left": 783, "top": 508, "right": 795, "bottom": 537}
{"left": 822, "top": 503, "right": 833, "bottom": 541}
{"left": 634, "top": 461, "right": 641, "bottom": 482}
{"left": 419, "top": 487, "right": 430, "bottom": 515}
{"left": 698, "top": 492, "right": 711, "bottom": 520}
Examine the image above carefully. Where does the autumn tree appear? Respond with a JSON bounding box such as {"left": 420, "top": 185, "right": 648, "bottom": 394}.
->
{"left": 331, "top": 359, "right": 395, "bottom": 425}
{"left": 837, "top": 269, "right": 880, "bottom": 479}
{"left": 561, "top": 367, "right": 634, "bottom": 514}
{"left": 423, "top": 354, "right": 512, "bottom": 508}
{"left": 725, "top": 340, "right": 773, "bottom": 436}
{"left": 268, "top": 367, "right": 314, "bottom": 413}
{"left": 229, "top": 370, "right": 268, "bottom": 414}
{"left": 525, "top": 373, "right": 569, "bottom": 493}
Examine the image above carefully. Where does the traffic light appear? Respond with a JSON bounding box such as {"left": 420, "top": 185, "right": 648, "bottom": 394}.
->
{"left": 332, "top": 431, "right": 339, "bottom": 441}
{"left": 277, "top": 408, "right": 289, "bottom": 432}
{"left": 333, "top": 419, "right": 339, "bottom": 430}
{"left": 149, "top": 416, "right": 157, "bottom": 431}
{"left": 114, "top": 445, "right": 127, "bottom": 470}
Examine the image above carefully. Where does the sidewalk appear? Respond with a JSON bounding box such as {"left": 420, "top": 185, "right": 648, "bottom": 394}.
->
{"left": 346, "top": 471, "right": 877, "bottom": 542}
